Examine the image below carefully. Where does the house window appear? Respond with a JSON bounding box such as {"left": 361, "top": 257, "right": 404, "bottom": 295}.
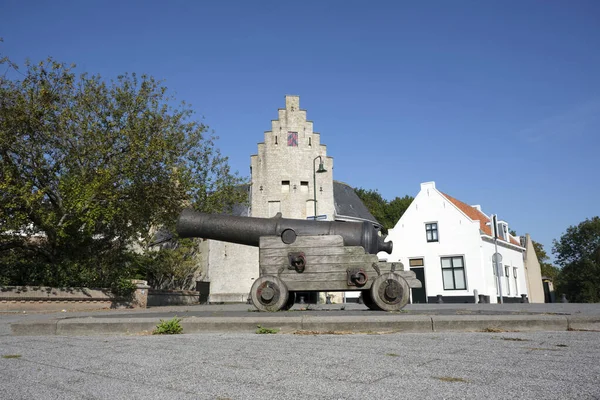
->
{"left": 492, "top": 262, "right": 499, "bottom": 295}
{"left": 513, "top": 267, "right": 518, "bottom": 295}
{"left": 441, "top": 256, "right": 466, "bottom": 290}
{"left": 505, "top": 266, "right": 511, "bottom": 295}
{"left": 409, "top": 258, "right": 424, "bottom": 267}
{"left": 497, "top": 223, "right": 507, "bottom": 240}
{"left": 281, "top": 180, "right": 290, "bottom": 193}
{"left": 426, "top": 223, "right": 438, "bottom": 242}
{"left": 300, "top": 181, "right": 309, "bottom": 193}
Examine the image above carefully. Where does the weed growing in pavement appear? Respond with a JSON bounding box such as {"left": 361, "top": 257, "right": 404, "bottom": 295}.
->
{"left": 481, "top": 327, "right": 506, "bottom": 333}
{"left": 527, "top": 347, "right": 561, "bottom": 351}
{"left": 256, "top": 325, "right": 279, "bottom": 334}
{"left": 2, "top": 355, "right": 21, "bottom": 359}
{"left": 434, "top": 376, "right": 468, "bottom": 383}
{"left": 153, "top": 317, "right": 183, "bottom": 335}
{"left": 386, "top": 353, "right": 400, "bottom": 357}
{"left": 497, "top": 337, "right": 529, "bottom": 342}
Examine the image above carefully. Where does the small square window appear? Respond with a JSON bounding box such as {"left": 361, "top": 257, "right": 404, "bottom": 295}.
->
{"left": 281, "top": 180, "right": 290, "bottom": 193}
{"left": 287, "top": 131, "right": 298, "bottom": 147}
{"left": 426, "top": 223, "right": 438, "bottom": 242}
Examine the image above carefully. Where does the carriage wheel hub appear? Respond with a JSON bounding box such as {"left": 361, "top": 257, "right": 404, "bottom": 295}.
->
{"left": 384, "top": 280, "right": 401, "bottom": 301}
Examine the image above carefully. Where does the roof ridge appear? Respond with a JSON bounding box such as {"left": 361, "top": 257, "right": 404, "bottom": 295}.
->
{"left": 440, "top": 191, "right": 522, "bottom": 248}
{"left": 440, "top": 192, "right": 490, "bottom": 221}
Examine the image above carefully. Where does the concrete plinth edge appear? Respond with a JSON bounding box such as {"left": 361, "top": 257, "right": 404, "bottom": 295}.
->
{"left": 9, "top": 314, "right": 583, "bottom": 336}
{"left": 431, "top": 315, "right": 568, "bottom": 332}
{"left": 567, "top": 316, "right": 600, "bottom": 331}
{"left": 300, "top": 315, "right": 433, "bottom": 333}
{"left": 182, "top": 316, "right": 303, "bottom": 333}
{"left": 11, "top": 320, "right": 58, "bottom": 336}
{"left": 57, "top": 318, "right": 158, "bottom": 335}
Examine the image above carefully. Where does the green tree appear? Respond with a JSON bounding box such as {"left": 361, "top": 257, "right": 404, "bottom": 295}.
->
{"left": 354, "top": 188, "right": 388, "bottom": 229}
{"left": 0, "top": 54, "right": 246, "bottom": 287}
{"left": 386, "top": 195, "right": 413, "bottom": 228}
{"left": 354, "top": 188, "right": 413, "bottom": 233}
{"left": 552, "top": 217, "right": 600, "bottom": 303}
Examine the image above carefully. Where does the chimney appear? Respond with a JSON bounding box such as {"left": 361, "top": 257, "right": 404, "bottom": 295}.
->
{"left": 420, "top": 181, "right": 436, "bottom": 190}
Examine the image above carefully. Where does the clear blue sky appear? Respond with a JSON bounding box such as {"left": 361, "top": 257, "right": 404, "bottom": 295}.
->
{"left": 2, "top": 0, "right": 599, "bottom": 259}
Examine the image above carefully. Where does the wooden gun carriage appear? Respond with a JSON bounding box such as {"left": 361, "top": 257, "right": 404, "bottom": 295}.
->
{"left": 177, "top": 210, "right": 422, "bottom": 312}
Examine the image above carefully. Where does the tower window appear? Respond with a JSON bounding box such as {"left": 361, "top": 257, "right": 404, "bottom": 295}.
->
{"left": 300, "top": 181, "right": 309, "bottom": 193}
{"left": 281, "top": 180, "right": 290, "bottom": 193}
{"left": 287, "top": 131, "right": 298, "bottom": 146}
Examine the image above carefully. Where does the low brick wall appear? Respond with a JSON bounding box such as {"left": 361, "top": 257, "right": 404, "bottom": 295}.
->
{"left": 0, "top": 282, "right": 149, "bottom": 312}
{"left": 147, "top": 289, "right": 200, "bottom": 307}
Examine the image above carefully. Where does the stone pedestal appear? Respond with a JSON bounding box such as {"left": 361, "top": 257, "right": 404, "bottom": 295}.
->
{"left": 130, "top": 280, "right": 150, "bottom": 308}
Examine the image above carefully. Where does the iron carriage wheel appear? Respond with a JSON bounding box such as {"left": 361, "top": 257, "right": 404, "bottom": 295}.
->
{"left": 250, "top": 275, "right": 290, "bottom": 312}
{"left": 369, "top": 272, "right": 410, "bottom": 311}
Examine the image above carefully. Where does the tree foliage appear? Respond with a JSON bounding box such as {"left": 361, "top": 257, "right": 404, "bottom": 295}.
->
{"left": 552, "top": 217, "right": 600, "bottom": 303}
{"left": 0, "top": 53, "right": 246, "bottom": 287}
{"left": 354, "top": 188, "right": 413, "bottom": 233}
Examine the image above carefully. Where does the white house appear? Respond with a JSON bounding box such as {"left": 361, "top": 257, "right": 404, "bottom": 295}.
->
{"left": 380, "top": 181, "right": 529, "bottom": 304}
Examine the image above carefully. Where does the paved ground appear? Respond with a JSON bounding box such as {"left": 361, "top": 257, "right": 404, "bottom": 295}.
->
{"left": 1, "top": 330, "right": 599, "bottom": 399}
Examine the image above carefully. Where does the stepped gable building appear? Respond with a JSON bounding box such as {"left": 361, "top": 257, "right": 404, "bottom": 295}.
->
{"left": 200, "top": 95, "right": 380, "bottom": 303}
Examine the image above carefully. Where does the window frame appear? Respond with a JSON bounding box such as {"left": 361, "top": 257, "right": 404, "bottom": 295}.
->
{"left": 440, "top": 256, "right": 467, "bottom": 291}
{"left": 287, "top": 131, "right": 298, "bottom": 147}
{"left": 425, "top": 222, "right": 439, "bottom": 243}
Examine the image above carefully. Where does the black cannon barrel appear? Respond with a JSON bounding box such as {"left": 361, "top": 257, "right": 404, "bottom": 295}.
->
{"left": 176, "top": 209, "right": 393, "bottom": 255}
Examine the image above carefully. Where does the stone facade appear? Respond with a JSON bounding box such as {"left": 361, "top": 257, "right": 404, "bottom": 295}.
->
{"left": 201, "top": 239, "right": 258, "bottom": 303}
{"left": 251, "top": 95, "right": 335, "bottom": 220}
{"left": 205, "top": 95, "right": 337, "bottom": 303}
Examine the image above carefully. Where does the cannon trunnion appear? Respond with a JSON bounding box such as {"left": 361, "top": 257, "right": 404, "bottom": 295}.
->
{"left": 176, "top": 210, "right": 422, "bottom": 312}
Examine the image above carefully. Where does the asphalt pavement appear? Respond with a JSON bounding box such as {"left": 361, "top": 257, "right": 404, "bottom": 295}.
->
{"left": 1, "top": 330, "right": 599, "bottom": 399}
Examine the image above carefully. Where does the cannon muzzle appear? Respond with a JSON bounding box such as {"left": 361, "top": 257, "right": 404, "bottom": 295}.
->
{"left": 176, "top": 209, "right": 393, "bottom": 255}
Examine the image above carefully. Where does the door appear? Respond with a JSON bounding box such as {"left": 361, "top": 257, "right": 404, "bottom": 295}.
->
{"left": 410, "top": 267, "right": 426, "bottom": 303}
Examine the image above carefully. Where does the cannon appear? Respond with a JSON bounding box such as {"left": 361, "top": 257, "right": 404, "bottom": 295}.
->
{"left": 177, "top": 209, "right": 422, "bottom": 311}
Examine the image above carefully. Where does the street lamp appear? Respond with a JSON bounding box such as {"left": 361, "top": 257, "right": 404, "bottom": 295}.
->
{"left": 313, "top": 155, "right": 327, "bottom": 220}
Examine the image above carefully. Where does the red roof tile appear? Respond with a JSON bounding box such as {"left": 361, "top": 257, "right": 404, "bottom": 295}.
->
{"left": 440, "top": 192, "right": 522, "bottom": 247}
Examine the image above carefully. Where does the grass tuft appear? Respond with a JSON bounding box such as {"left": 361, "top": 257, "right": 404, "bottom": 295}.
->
{"left": 153, "top": 316, "right": 183, "bottom": 335}
{"left": 2, "top": 354, "right": 22, "bottom": 359}
{"left": 256, "top": 325, "right": 279, "bottom": 334}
